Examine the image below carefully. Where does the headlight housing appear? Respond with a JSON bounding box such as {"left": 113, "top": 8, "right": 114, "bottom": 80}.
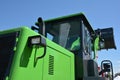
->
{"left": 28, "top": 35, "right": 46, "bottom": 47}
{"left": 31, "top": 37, "right": 41, "bottom": 45}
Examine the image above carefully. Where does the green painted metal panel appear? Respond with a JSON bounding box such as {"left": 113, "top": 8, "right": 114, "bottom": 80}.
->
{"left": 7, "top": 27, "right": 43, "bottom": 80}
{"left": 0, "top": 27, "right": 75, "bottom": 80}
{"left": 42, "top": 39, "right": 75, "bottom": 80}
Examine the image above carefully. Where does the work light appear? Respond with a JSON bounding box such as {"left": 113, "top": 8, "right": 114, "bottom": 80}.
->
{"left": 31, "top": 37, "right": 41, "bottom": 45}
{"left": 28, "top": 35, "right": 41, "bottom": 46}
{"left": 28, "top": 35, "right": 46, "bottom": 47}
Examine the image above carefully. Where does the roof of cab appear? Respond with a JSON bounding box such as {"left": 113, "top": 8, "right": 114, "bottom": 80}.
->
{"left": 44, "top": 13, "right": 95, "bottom": 34}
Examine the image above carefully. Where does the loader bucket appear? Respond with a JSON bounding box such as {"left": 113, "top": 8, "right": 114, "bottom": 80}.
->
{"left": 96, "top": 28, "right": 116, "bottom": 50}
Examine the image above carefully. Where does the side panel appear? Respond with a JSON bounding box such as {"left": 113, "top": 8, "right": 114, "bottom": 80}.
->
{"left": 0, "top": 27, "right": 75, "bottom": 80}
{"left": 42, "top": 40, "right": 75, "bottom": 80}
{"left": 8, "top": 27, "right": 44, "bottom": 80}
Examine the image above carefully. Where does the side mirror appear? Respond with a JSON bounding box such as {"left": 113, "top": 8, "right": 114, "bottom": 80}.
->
{"left": 100, "top": 60, "right": 114, "bottom": 80}
{"left": 103, "top": 63, "right": 110, "bottom": 72}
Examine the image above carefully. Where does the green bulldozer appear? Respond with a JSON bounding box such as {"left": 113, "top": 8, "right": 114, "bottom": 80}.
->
{"left": 0, "top": 13, "right": 116, "bottom": 80}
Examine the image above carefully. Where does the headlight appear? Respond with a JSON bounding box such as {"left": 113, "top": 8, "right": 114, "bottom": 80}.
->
{"left": 31, "top": 37, "right": 41, "bottom": 45}
{"left": 28, "top": 35, "right": 41, "bottom": 47}
{"left": 28, "top": 35, "right": 46, "bottom": 47}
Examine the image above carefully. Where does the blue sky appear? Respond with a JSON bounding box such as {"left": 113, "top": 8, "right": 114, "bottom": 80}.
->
{"left": 0, "top": 0, "right": 120, "bottom": 73}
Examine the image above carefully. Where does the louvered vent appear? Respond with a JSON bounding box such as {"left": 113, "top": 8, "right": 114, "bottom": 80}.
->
{"left": 48, "top": 55, "right": 54, "bottom": 75}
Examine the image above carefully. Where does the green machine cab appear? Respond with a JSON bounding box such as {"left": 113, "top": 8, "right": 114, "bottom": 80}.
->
{"left": 0, "top": 13, "right": 116, "bottom": 80}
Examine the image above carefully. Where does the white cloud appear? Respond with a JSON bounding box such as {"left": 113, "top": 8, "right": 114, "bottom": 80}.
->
{"left": 114, "top": 76, "right": 120, "bottom": 80}
{"left": 114, "top": 61, "right": 120, "bottom": 73}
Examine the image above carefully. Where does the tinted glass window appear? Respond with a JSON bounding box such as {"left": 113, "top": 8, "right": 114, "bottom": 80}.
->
{"left": 0, "top": 32, "right": 18, "bottom": 79}
{"left": 82, "top": 21, "right": 92, "bottom": 56}
{"left": 46, "top": 19, "right": 81, "bottom": 51}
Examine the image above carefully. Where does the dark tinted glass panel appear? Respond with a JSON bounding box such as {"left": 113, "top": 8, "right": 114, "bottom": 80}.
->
{"left": 0, "top": 32, "right": 18, "bottom": 79}
{"left": 46, "top": 19, "right": 81, "bottom": 51}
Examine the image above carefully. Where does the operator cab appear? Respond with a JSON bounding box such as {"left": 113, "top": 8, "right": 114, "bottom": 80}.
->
{"left": 45, "top": 13, "right": 95, "bottom": 79}
{"left": 45, "top": 13, "right": 94, "bottom": 57}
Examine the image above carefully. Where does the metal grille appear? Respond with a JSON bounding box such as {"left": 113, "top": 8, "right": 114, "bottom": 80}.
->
{"left": 48, "top": 55, "right": 54, "bottom": 75}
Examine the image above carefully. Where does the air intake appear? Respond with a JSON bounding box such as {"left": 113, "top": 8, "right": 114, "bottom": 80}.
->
{"left": 48, "top": 55, "right": 54, "bottom": 75}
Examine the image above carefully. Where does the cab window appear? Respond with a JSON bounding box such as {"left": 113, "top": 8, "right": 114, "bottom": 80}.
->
{"left": 46, "top": 19, "right": 81, "bottom": 51}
